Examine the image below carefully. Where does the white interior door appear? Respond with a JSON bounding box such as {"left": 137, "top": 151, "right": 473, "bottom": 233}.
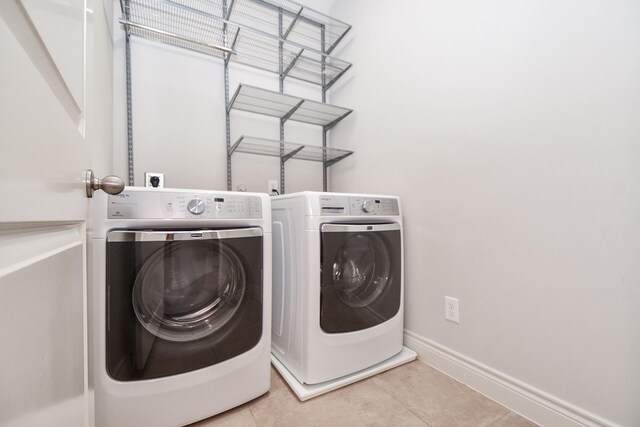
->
{"left": 0, "top": 0, "right": 113, "bottom": 425}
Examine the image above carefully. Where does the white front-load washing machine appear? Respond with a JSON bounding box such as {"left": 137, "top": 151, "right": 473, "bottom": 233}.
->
{"left": 271, "top": 191, "right": 415, "bottom": 397}
{"left": 89, "top": 187, "right": 271, "bottom": 426}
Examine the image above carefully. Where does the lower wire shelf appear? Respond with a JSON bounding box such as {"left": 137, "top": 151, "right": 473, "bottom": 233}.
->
{"left": 230, "top": 136, "right": 353, "bottom": 166}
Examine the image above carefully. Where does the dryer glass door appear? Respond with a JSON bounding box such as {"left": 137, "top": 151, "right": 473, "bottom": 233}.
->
{"left": 106, "top": 228, "right": 263, "bottom": 381}
{"left": 320, "top": 223, "right": 402, "bottom": 333}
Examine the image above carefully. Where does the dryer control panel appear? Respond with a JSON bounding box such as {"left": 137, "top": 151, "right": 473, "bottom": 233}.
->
{"left": 318, "top": 195, "right": 399, "bottom": 216}
{"left": 108, "top": 190, "right": 263, "bottom": 219}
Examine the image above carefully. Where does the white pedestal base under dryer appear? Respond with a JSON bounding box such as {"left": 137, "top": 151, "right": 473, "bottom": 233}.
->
{"left": 89, "top": 187, "right": 271, "bottom": 427}
{"left": 271, "top": 191, "right": 409, "bottom": 393}
{"left": 271, "top": 347, "right": 416, "bottom": 401}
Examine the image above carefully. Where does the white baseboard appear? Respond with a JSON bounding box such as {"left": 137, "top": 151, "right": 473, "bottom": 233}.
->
{"left": 403, "top": 330, "right": 614, "bottom": 427}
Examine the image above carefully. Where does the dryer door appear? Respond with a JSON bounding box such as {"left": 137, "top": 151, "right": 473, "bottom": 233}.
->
{"left": 106, "top": 228, "right": 263, "bottom": 381}
{"left": 320, "top": 223, "right": 402, "bottom": 333}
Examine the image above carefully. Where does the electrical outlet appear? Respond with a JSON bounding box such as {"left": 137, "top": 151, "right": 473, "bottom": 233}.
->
{"left": 145, "top": 172, "right": 164, "bottom": 188}
{"left": 445, "top": 296, "right": 459, "bottom": 323}
{"left": 268, "top": 180, "right": 279, "bottom": 195}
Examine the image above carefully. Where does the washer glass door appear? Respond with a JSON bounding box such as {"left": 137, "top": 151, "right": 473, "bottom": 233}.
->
{"left": 132, "top": 238, "right": 245, "bottom": 342}
{"left": 106, "top": 228, "right": 263, "bottom": 381}
{"left": 320, "top": 223, "right": 402, "bottom": 333}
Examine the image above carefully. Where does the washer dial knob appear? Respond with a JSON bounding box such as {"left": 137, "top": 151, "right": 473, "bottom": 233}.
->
{"left": 187, "top": 198, "right": 205, "bottom": 215}
{"left": 362, "top": 199, "right": 376, "bottom": 213}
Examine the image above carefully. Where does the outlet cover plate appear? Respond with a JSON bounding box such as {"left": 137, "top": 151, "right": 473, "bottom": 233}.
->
{"left": 145, "top": 172, "right": 164, "bottom": 188}
{"left": 445, "top": 296, "right": 459, "bottom": 324}
{"left": 268, "top": 179, "right": 279, "bottom": 194}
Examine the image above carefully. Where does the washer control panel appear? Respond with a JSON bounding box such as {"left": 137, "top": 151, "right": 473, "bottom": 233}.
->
{"left": 318, "top": 195, "right": 399, "bottom": 216}
{"left": 108, "top": 190, "right": 262, "bottom": 219}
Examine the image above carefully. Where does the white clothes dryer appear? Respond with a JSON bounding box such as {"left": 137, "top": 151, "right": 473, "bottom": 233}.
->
{"left": 89, "top": 187, "right": 271, "bottom": 427}
{"left": 271, "top": 191, "right": 411, "bottom": 390}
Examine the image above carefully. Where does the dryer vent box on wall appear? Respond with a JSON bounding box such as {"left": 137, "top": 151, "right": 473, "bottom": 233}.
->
{"left": 145, "top": 172, "right": 164, "bottom": 188}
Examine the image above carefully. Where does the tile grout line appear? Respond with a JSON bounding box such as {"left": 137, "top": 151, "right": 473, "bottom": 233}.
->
{"left": 414, "top": 359, "right": 523, "bottom": 426}
{"left": 247, "top": 406, "right": 259, "bottom": 427}
{"left": 366, "top": 374, "right": 433, "bottom": 427}
{"left": 247, "top": 388, "right": 267, "bottom": 427}
{"left": 371, "top": 361, "right": 517, "bottom": 427}
{"left": 487, "top": 411, "right": 512, "bottom": 427}
{"left": 484, "top": 410, "right": 515, "bottom": 427}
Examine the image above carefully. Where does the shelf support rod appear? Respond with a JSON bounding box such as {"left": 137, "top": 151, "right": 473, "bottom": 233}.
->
{"left": 223, "top": 0, "right": 232, "bottom": 190}
{"left": 120, "top": 0, "right": 128, "bottom": 18}
{"left": 282, "top": 145, "right": 305, "bottom": 162}
{"left": 247, "top": 0, "right": 323, "bottom": 27}
{"left": 279, "top": 9, "right": 286, "bottom": 194}
{"left": 226, "top": 85, "right": 242, "bottom": 114}
{"left": 225, "top": 0, "right": 235, "bottom": 20}
{"left": 324, "top": 109, "right": 353, "bottom": 131}
{"left": 321, "top": 24, "right": 328, "bottom": 192}
{"left": 282, "top": 7, "right": 303, "bottom": 40}
{"left": 125, "top": 31, "right": 134, "bottom": 186}
{"left": 325, "top": 25, "right": 352, "bottom": 55}
{"left": 282, "top": 48, "right": 304, "bottom": 79}
{"left": 231, "top": 28, "right": 241, "bottom": 51}
{"left": 225, "top": 28, "right": 241, "bottom": 66}
{"left": 282, "top": 99, "right": 305, "bottom": 123}
{"left": 325, "top": 151, "right": 354, "bottom": 167}
{"left": 323, "top": 63, "right": 352, "bottom": 92}
{"left": 229, "top": 136, "right": 244, "bottom": 156}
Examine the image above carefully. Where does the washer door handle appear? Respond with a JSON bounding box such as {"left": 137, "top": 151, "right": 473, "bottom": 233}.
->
{"left": 321, "top": 223, "right": 401, "bottom": 233}
{"left": 107, "top": 228, "right": 263, "bottom": 242}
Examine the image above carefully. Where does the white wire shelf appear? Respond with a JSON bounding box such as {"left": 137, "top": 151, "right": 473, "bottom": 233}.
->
{"left": 228, "top": 84, "right": 353, "bottom": 128}
{"left": 119, "top": 0, "right": 352, "bottom": 87}
{"left": 230, "top": 136, "right": 353, "bottom": 165}
{"left": 224, "top": 0, "right": 351, "bottom": 54}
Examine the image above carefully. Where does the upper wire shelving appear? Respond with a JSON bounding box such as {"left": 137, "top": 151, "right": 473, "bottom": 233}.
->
{"left": 118, "top": 0, "right": 354, "bottom": 191}
{"left": 221, "top": 0, "right": 351, "bottom": 54}
{"left": 119, "top": 0, "right": 352, "bottom": 87}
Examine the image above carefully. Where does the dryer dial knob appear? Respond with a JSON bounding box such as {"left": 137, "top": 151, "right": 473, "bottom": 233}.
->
{"left": 187, "top": 198, "right": 205, "bottom": 215}
{"left": 362, "top": 199, "right": 376, "bottom": 213}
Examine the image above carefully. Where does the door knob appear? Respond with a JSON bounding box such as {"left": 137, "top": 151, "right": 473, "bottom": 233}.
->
{"left": 85, "top": 169, "right": 125, "bottom": 198}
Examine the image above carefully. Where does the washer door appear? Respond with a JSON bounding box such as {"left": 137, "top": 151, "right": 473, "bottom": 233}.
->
{"left": 133, "top": 240, "right": 245, "bottom": 342}
{"left": 320, "top": 223, "right": 402, "bottom": 333}
{"left": 106, "top": 228, "right": 263, "bottom": 381}
{"left": 332, "top": 233, "right": 391, "bottom": 308}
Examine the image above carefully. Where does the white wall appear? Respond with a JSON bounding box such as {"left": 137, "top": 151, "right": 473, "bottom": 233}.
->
{"left": 328, "top": 1, "right": 640, "bottom": 425}
{"left": 91, "top": 0, "right": 114, "bottom": 178}
{"left": 112, "top": 0, "right": 330, "bottom": 192}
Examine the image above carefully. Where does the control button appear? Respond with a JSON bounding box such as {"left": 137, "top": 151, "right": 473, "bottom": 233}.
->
{"left": 362, "top": 199, "right": 376, "bottom": 213}
{"left": 187, "top": 198, "right": 205, "bottom": 215}
{"left": 166, "top": 202, "right": 173, "bottom": 210}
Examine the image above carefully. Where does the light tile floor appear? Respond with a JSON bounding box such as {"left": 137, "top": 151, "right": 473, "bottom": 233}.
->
{"left": 191, "top": 360, "right": 539, "bottom": 427}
